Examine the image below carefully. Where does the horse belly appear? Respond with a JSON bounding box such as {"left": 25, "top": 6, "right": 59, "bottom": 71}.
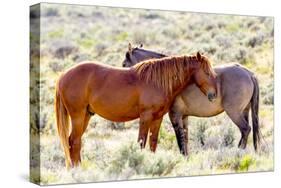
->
{"left": 185, "top": 99, "right": 224, "bottom": 117}
{"left": 182, "top": 85, "right": 224, "bottom": 117}
{"left": 89, "top": 89, "right": 140, "bottom": 122}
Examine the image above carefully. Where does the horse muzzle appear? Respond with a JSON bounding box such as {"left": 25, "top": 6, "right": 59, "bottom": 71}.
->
{"left": 207, "top": 92, "right": 217, "bottom": 102}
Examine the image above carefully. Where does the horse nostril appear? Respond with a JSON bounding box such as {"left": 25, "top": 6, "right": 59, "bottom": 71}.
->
{"left": 208, "top": 92, "right": 216, "bottom": 101}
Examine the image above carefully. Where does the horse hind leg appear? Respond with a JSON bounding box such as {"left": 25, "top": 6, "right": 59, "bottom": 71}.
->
{"left": 69, "top": 110, "right": 88, "bottom": 167}
{"left": 226, "top": 110, "right": 251, "bottom": 149}
{"left": 239, "top": 107, "right": 251, "bottom": 148}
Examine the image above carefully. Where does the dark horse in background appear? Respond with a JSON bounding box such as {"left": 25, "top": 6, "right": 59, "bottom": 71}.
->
{"left": 55, "top": 51, "right": 217, "bottom": 168}
{"left": 123, "top": 43, "right": 261, "bottom": 156}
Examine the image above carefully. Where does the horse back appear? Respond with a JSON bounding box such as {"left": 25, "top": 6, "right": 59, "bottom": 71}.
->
{"left": 59, "top": 62, "right": 138, "bottom": 90}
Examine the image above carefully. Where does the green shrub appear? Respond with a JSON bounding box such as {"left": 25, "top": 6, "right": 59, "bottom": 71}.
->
{"left": 107, "top": 141, "right": 144, "bottom": 174}
{"left": 195, "top": 121, "right": 208, "bottom": 146}
{"left": 42, "top": 7, "right": 59, "bottom": 17}
{"left": 261, "top": 82, "right": 274, "bottom": 105}
{"left": 48, "top": 29, "right": 64, "bottom": 39}
{"left": 133, "top": 30, "right": 147, "bottom": 44}
{"left": 107, "top": 121, "right": 126, "bottom": 130}
{"left": 158, "top": 125, "right": 175, "bottom": 150}
{"left": 238, "top": 154, "right": 255, "bottom": 171}
{"left": 223, "top": 128, "right": 235, "bottom": 147}
{"left": 115, "top": 32, "right": 128, "bottom": 41}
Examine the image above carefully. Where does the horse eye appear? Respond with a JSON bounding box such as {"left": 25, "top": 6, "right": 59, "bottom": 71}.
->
{"left": 125, "top": 52, "right": 130, "bottom": 60}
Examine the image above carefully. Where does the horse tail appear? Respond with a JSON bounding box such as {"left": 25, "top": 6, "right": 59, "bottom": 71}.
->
{"left": 55, "top": 78, "right": 72, "bottom": 168}
{"left": 250, "top": 75, "right": 261, "bottom": 151}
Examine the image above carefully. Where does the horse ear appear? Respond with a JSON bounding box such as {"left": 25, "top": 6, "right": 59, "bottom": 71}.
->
{"left": 128, "top": 43, "right": 132, "bottom": 53}
{"left": 197, "top": 51, "right": 202, "bottom": 61}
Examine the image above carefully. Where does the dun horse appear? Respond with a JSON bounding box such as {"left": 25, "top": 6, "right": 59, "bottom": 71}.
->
{"left": 123, "top": 43, "right": 261, "bottom": 155}
{"left": 55, "top": 52, "right": 217, "bottom": 168}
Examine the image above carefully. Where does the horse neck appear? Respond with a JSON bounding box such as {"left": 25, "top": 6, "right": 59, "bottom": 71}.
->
{"left": 168, "top": 58, "right": 194, "bottom": 98}
{"left": 134, "top": 55, "right": 195, "bottom": 98}
{"left": 135, "top": 49, "right": 166, "bottom": 62}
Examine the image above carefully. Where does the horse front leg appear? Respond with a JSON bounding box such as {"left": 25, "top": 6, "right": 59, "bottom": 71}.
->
{"left": 169, "top": 111, "right": 188, "bottom": 156}
{"left": 149, "top": 117, "right": 163, "bottom": 152}
{"left": 182, "top": 116, "right": 189, "bottom": 156}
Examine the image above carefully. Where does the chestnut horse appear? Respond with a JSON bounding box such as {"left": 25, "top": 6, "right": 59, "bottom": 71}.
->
{"left": 122, "top": 44, "right": 261, "bottom": 155}
{"left": 55, "top": 52, "right": 217, "bottom": 168}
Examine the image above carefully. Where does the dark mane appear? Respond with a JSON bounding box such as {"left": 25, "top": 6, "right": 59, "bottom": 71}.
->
{"left": 132, "top": 47, "right": 167, "bottom": 58}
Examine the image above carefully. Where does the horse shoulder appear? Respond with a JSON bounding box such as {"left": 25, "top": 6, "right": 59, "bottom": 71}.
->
{"left": 138, "top": 83, "right": 170, "bottom": 113}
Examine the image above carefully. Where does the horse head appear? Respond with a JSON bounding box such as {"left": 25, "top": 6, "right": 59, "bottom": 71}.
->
{"left": 122, "top": 43, "right": 166, "bottom": 67}
{"left": 192, "top": 52, "right": 217, "bottom": 102}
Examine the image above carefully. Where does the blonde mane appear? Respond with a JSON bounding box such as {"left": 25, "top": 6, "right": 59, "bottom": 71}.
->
{"left": 133, "top": 54, "right": 215, "bottom": 95}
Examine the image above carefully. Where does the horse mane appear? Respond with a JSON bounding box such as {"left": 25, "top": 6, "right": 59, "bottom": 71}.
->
{"left": 133, "top": 47, "right": 167, "bottom": 57}
{"left": 200, "top": 55, "right": 217, "bottom": 76}
{"left": 133, "top": 55, "right": 189, "bottom": 95}
{"left": 133, "top": 54, "right": 215, "bottom": 96}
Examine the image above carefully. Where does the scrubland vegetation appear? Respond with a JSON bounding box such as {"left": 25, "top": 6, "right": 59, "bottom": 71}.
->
{"left": 30, "top": 3, "right": 274, "bottom": 185}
